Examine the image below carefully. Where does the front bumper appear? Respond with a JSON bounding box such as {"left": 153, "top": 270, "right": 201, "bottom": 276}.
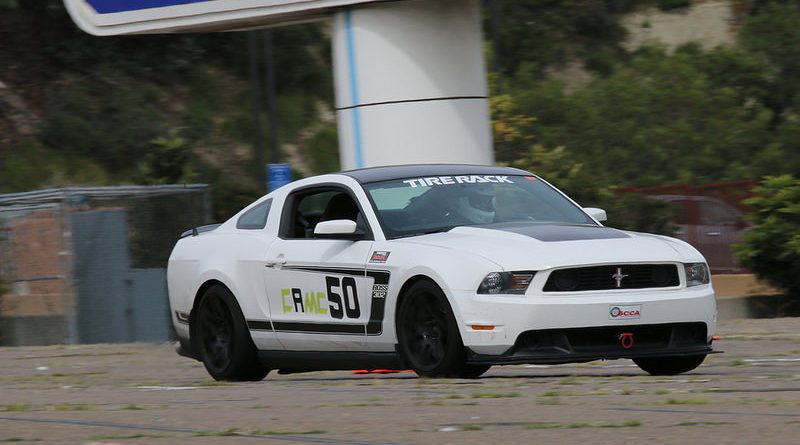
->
{"left": 450, "top": 284, "right": 717, "bottom": 356}
{"left": 466, "top": 322, "right": 716, "bottom": 365}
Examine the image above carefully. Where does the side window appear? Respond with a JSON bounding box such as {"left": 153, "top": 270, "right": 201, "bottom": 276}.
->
{"left": 236, "top": 199, "right": 272, "bottom": 230}
{"left": 282, "top": 188, "right": 363, "bottom": 239}
{"left": 698, "top": 201, "right": 740, "bottom": 226}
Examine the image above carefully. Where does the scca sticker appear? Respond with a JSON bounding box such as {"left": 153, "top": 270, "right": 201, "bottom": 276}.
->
{"left": 402, "top": 175, "right": 513, "bottom": 188}
{"left": 370, "top": 251, "right": 390, "bottom": 263}
{"left": 609, "top": 305, "right": 641, "bottom": 320}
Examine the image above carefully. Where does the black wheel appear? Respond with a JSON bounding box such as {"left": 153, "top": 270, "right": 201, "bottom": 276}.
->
{"left": 633, "top": 354, "right": 706, "bottom": 376}
{"left": 195, "top": 285, "right": 269, "bottom": 381}
{"left": 397, "top": 281, "right": 483, "bottom": 378}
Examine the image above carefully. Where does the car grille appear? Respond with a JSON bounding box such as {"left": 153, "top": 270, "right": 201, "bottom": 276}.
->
{"left": 543, "top": 264, "right": 679, "bottom": 292}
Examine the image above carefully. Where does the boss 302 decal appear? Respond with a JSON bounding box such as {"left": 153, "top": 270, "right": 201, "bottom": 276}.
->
{"left": 247, "top": 267, "right": 390, "bottom": 336}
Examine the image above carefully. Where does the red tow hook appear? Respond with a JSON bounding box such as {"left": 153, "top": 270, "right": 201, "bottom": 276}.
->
{"left": 619, "top": 332, "right": 634, "bottom": 349}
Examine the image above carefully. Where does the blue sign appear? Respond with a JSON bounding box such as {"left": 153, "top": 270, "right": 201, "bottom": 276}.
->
{"left": 86, "top": 0, "right": 213, "bottom": 14}
{"left": 267, "top": 163, "right": 293, "bottom": 192}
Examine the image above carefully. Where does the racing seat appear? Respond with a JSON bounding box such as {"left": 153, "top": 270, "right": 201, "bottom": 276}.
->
{"left": 320, "top": 193, "right": 360, "bottom": 223}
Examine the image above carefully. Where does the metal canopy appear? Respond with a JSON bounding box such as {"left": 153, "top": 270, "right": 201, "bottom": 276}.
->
{"left": 63, "top": 0, "right": 391, "bottom": 35}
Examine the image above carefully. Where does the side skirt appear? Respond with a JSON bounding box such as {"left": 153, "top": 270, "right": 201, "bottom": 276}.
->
{"left": 257, "top": 350, "right": 404, "bottom": 372}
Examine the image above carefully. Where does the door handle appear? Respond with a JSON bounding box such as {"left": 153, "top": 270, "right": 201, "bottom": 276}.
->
{"left": 706, "top": 232, "right": 721, "bottom": 237}
{"left": 266, "top": 255, "right": 287, "bottom": 268}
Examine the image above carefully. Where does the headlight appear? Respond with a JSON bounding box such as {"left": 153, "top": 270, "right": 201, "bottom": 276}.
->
{"left": 477, "top": 272, "right": 535, "bottom": 295}
{"left": 684, "top": 263, "right": 710, "bottom": 287}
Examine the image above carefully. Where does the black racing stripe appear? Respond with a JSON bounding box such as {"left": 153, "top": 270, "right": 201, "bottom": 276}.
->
{"left": 336, "top": 95, "right": 487, "bottom": 111}
{"left": 272, "top": 322, "right": 364, "bottom": 335}
{"left": 247, "top": 320, "right": 273, "bottom": 331}
{"left": 366, "top": 270, "right": 390, "bottom": 336}
{"left": 484, "top": 223, "right": 631, "bottom": 242}
{"left": 283, "top": 266, "right": 366, "bottom": 277}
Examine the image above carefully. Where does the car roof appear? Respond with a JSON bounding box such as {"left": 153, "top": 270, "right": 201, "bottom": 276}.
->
{"left": 340, "top": 164, "right": 533, "bottom": 184}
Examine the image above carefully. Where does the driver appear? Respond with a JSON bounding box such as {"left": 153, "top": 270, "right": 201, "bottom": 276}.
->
{"left": 447, "top": 184, "right": 496, "bottom": 224}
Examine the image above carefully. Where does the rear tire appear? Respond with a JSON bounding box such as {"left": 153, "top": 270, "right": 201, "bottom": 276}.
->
{"left": 633, "top": 354, "right": 706, "bottom": 376}
{"left": 195, "top": 284, "right": 269, "bottom": 381}
{"left": 397, "top": 281, "right": 486, "bottom": 378}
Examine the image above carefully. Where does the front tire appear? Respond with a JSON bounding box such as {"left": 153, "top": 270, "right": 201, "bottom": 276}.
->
{"left": 396, "top": 281, "right": 489, "bottom": 378}
{"left": 195, "top": 285, "right": 269, "bottom": 381}
{"left": 633, "top": 354, "right": 706, "bottom": 376}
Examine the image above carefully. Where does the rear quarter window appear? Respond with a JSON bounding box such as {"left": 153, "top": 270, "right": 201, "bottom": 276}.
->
{"left": 236, "top": 199, "right": 272, "bottom": 230}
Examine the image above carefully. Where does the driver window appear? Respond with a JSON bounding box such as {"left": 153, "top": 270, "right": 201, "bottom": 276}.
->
{"left": 284, "top": 189, "right": 362, "bottom": 239}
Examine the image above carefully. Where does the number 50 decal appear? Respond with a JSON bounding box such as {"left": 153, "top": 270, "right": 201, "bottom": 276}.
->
{"left": 325, "top": 276, "right": 361, "bottom": 320}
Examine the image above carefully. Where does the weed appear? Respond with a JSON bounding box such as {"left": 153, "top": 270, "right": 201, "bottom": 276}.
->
{"left": 88, "top": 433, "right": 165, "bottom": 440}
{"left": 525, "top": 422, "right": 562, "bottom": 430}
{"left": 471, "top": 392, "right": 521, "bottom": 399}
{"left": 3, "top": 405, "right": 31, "bottom": 412}
{"left": 195, "top": 428, "right": 240, "bottom": 437}
{"left": 250, "top": 429, "right": 326, "bottom": 435}
{"left": 664, "top": 397, "right": 710, "bottom": 405}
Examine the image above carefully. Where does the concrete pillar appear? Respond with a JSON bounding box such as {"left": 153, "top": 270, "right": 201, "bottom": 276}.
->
{"left": 332, "top": 0, "right": 493, "bottom": 170}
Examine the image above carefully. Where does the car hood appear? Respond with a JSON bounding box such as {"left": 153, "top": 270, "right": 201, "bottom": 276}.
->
{"left": 395, "top": 223, "right": 702, "bottom": 271}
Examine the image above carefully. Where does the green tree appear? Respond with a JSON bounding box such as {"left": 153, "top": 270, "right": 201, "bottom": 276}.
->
{"left": 739, "top": 1, "right": 800, "bottom": 126}
{"left": 138, "top": 137, "right": 195, "bottom": 185}
{"left": 516, "top": 45, "right": 775, "bottom": 185}
{"left": 736, "top": 175, "right": 800, "bottom": 298}
{"left": 487, "top": 0, "right": 648, "bottom": 78}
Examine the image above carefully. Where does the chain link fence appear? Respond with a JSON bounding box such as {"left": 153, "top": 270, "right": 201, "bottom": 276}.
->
{"left": 0, "top": 185, "right": 210, "bottom": 346}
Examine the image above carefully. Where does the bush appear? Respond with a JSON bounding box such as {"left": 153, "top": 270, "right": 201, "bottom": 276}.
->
{"left": 735, "top": 175, "right": 800, "bottom": 298}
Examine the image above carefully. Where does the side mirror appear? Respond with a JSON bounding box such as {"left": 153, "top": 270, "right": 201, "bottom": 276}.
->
{"left": 313, "top": 219, "right": 364, "bottom": 240}
{"left": 584, "top": 207, "right": 608, "bottom": 223}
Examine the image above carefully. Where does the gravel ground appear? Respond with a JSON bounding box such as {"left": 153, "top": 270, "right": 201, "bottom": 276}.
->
{"left": 1, "top": 317, "right": 799, "bottom": 445}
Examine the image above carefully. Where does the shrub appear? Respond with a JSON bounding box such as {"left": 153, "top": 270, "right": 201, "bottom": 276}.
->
{"left": 735, "top": 175, "right": 800, "bottom": 298}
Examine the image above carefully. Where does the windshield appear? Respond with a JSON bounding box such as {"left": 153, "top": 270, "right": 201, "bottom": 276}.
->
{"left": 364, "top": 174, "right": 596, "bottom": 239}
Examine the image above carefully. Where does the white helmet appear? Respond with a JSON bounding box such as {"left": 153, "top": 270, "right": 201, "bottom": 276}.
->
{"left": 448, "top": 185, "right": 495, "bottom": 224}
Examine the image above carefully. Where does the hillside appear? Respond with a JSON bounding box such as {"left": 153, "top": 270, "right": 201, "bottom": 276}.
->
{"left": 0, "top": 1, "right": 338, "bottom": 219}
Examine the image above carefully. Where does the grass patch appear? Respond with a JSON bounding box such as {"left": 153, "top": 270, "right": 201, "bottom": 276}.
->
{"left": 540, "top": 390, "right": 561, "bottom": 397}
{"left": 525, "top": 422, "right": 562, "bottom": 430}
{"left": 250, "top": 429, "right": 326, "bottom": 435}
{"left": 664, "top": 397, "right": 711, "bottom": 405}
{"left": 461, "top": 425, "right": 483, "bottom": 431}
{"left": 88, "top": 433, "right": 165, "bottom": 440}
{"left": 728, "top": 360, "right": 748, "bottom": 367}
{"left": 195, "top": 428, "right": 240, "bottom": 437}
{"left": 673, "top": 421, "right": 734, "bottom": 427}
{"left": 471, "top": 392, "right": 521, "bottom": 399}
{"left": 3, "top": 405, "right": 31, "bottom": 412}
{"left": 601, "top": 420, "right": 643, "bottom": 428}
{"left": 51, "top": 404, "right": 92, "bottom": 411}
{"left": 537, "top": 397, "right": 562, "bottom": 405}
{"left": 654, "top": 389, "right": 672, "bottom": 395}
{"left": 558, "top": 375, "right": 581, "bottom": 385}
{"left": 526, "top": 420, "right": 642, "bottom": 429}
{"left": 123, "top": 404, "right": 145, "bottom": 410}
